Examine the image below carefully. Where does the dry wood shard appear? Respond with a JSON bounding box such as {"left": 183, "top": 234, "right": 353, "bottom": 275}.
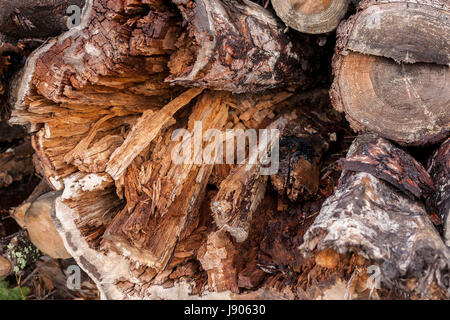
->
{"left": 104, "top": 91, "right": 229, "bottom": 271}
{"left": 211, "top": 116, "right": 288, "bottom": 243}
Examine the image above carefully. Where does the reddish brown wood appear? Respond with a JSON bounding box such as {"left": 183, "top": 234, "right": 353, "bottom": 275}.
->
{"left": 167, "top": 0, "right": 311, "bottom": 93}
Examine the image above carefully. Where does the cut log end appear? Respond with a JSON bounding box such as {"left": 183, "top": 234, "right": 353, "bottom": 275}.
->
{"left": 271, "top": 0, "right": 350, "bottom": 34}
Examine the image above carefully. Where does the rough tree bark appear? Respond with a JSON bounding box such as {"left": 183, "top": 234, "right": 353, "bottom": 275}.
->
{"left": 330, "top": 0, "right": 450, "bottom": 146}
{"left": 4, "top": 0, "right": 449, "bottom": 300}
{"left": 271, "top": 0, "right": 351, "bottom": 34}
{"left": 301, "top": 134, "right": 450, "bottom": 299}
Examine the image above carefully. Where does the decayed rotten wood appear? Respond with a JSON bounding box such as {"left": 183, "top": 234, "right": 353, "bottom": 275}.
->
{"left": 10, "top": 0, "right": 182, "bottom": 190}
{"left": 340, "top": 133, "right": 435, "bottom": 200}
{"left": 301, "top": 135, "right": 450, "bottom": 298}
{"left": 211, "top": 116, "right": 288, "bottom": 243}
{"left": 208, "top": 89, "right": 293, "bottom": 187}
{"left": 428, "top": 138, "right": 450, "bottom": 246}
{"left": 103, "top": 91, "right": 229, "bottom": 271}
{"left": 270, "top": 93, "right": 343, "bottom": 202}
{"left": 7, "top": 0, "right": 316, "bottom": 300}
{"left": 271, "top": 0, "right": 351, "bottom": 34}
{"left": 197, "top": 230, "right": 240, "bottom": 293}
{"left": 0, "top": 0, "right": 85, "bottom": 40}
{"left": 0, "top": 0, "right": 85, "bottom": 117}
{"left": 330, "top": 0, "right": 450, "bottom": 146}
{"left": 11, "top": 0, "right": 442, "bottom": 301}
{"left": 167, "top": 0, "right": 310, "bottom": 93}
{"left": 211, "top": 89, "right": 344, "bottom": 243}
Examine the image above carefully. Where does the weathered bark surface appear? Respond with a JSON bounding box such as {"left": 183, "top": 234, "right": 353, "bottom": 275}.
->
{"left": 0, "top": 0, "right": 85, "bottom": 41}
{"left": 301, "top": 135, "right": 450, "bottom": 298}
{"left": 211, "top": 116, "right": 288, "bottom": 243}
{"left": 340, "top": 134, "right": 435, "bottom": 200}
{"left": 330, "top": 0, "right": 450, "bottom": 146}
{"left": 271, "top": 0, "right": 350, "bottom": 34}
{"left": 428, "top": 138, "right": 450, "bottom": 246}
{"left": 6, "top": 0, "right": 447, "bottom": 301}
{"left": 167, "top": 0, "right": 310, "bottom": 93}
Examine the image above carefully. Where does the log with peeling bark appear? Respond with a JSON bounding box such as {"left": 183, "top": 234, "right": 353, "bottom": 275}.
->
{"left": 428, "top": 138, "right": 450, "bottom": 246}
{"left": 0, "top": 139, "right": 34, "bottom": 188}
{"left": 0, "top": 0, "right": 86, "bottom": 118}
{"left": 167, "top": 0, "right": 312, "bottom": 93}
{"left": 301, "top": 134, "right": 450, "bottom": 299}
{"left": 330, "top": 0, "right": 450, "bottom": 146}
{"left": 271, "top": 0, "right": 351, "bottom": 34}
{"left": 340, "top": 134, "right": 436, "bottom": 200}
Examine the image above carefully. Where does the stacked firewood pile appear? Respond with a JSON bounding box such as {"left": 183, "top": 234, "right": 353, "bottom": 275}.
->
{"left": 0, "top": 0, "right": 448, "bottom": 300}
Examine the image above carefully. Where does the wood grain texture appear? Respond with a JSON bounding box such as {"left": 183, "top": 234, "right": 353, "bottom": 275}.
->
{"left": 331, "top": 0, "right": 450, "bottom": 146}
{"left": 271, "top": 0, "right": 350, "bottom": 34}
